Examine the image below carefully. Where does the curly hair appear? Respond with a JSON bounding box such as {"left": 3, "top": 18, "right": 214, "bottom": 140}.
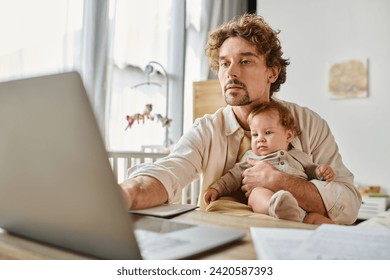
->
{"left": 247, "top": 100, "right": 301, "bottom": 137}
{"left": 205, "top": 14, "right": 290, "bottom": 96}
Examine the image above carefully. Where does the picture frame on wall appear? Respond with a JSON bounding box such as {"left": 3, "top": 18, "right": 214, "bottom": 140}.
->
{"left": 327, "top": 58, "right": 369, "bottom": 99}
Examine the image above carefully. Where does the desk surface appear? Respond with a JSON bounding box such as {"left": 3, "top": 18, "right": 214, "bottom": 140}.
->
{"left": 0, "top": 210, "right": 317, "bottom": 260}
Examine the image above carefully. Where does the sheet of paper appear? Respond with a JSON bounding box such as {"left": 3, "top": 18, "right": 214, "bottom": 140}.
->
{"left": 357, "top": 211, "right": 390, "bottom": 229}
{"left": 251, "top": 224, "right": 390, "bottom": 260}
{"left": 250, "top": 227, "right": 313, "bottom": 259}
{"left": 293, "top": 224, "right": 390, "bottom": 260}
{"left": 128, "top": 204, "right": 198, "bottom": 218}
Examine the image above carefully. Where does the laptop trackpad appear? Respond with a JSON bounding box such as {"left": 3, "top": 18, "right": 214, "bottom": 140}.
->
{"left": 132, "top": 215, "right": 195, "bottom": 233}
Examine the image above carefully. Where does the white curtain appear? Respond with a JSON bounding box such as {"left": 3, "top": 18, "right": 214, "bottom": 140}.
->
{"left": 0, "top": 0, "right": 110, "bottom": 142}
{"left": 77, "top": 0, "right": 110, "bottom": 142}
{"left": 110, "top": 0, "right": 173, "bottom": 69}
{"left": 0, "top": 0, "right": 83, "bottom": 81}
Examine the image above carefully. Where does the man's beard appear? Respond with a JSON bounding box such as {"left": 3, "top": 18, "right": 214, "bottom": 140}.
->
{"left": 224, "top": 91, "right": 251, "bottom": 106}
{"left": 223, "top": 78, "right": 251, "bottom": 106}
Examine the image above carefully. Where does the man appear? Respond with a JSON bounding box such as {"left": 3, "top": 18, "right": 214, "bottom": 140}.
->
{"left": 120, "top": 14, "right": 361, "bottom": 224}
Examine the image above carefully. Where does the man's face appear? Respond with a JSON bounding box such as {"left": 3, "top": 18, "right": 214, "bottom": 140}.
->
{"left": 217, "top": 37, "right": 276, "bottom": 107}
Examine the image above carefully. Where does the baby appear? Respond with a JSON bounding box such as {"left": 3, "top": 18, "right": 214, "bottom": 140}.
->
{"left": 204, "top": 100, "right": 335, "bottom": 223}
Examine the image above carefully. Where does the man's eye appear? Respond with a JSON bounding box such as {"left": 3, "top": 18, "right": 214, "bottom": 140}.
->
{"left": 219, "top": 61, "right": 229, "bottom": 67}
{"left": 241, "top": 60, "right": 251, "bottom": 65}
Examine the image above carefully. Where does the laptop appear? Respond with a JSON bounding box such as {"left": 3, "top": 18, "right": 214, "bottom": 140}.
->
{"left": 0, "top": 71, "right": 245, "bottom": 260}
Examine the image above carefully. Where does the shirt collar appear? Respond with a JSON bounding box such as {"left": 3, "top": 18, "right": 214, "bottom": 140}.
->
{"left": 222, "top": 105, "right": 242, "bottom": 136}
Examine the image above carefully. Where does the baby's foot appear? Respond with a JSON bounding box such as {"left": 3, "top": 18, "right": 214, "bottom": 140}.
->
{"left": 268, "top": 190, "right": 306, "bottom": 222}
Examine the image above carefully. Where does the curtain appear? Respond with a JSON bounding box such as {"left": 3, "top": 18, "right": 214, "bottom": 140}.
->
{"left": 0, "top": 0, "right": 83, "bottom": 81}
{"left": 78, "top": 0, "right": 110, "bottom": 142}
{"left": 167, "top": 0, "right": 186, "bottom": 143}
{"left": 0, "top": 0, "right": 110, "bottom": 142}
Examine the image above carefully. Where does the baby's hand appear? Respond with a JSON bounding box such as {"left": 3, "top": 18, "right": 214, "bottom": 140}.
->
{"left": 204, "top": 188, "right": 219, "bottom": 205}
{"left": 316, "top": 164, "right": 335, "bottom": 182}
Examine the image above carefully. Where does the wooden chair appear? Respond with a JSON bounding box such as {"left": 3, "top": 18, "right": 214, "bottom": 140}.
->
{"left": 193, "top": 79, "right": 226, "bottom": 120}
{"left": 189, "top": 80, "right": 226, "bottom": 204}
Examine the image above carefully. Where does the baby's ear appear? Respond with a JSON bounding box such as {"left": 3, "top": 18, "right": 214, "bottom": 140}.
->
{"left": 286, "top": 129, "right": 294, "bottom": 143}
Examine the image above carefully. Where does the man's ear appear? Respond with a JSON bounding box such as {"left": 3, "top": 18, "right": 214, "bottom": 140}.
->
{"left": 268, "top": 67, "right": 280, "bottom": 83}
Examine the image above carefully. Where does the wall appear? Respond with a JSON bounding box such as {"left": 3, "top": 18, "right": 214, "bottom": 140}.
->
{"left": 257, "top": 0, "right": 390, "bottom": 192}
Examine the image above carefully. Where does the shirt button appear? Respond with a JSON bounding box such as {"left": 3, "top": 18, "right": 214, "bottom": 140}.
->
{"left": 280, "top": 161, "right": 285, "bottom": 165}
{"left": 280, "top": 151, "right": 284, "bottom": 155}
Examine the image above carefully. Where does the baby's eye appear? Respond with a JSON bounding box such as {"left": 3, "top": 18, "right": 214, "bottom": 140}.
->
{"left": 252, "top": 133, "right": 258, "bottom": 137}
{"left": 265, "top": 131, "right": 272, "bottom": 135}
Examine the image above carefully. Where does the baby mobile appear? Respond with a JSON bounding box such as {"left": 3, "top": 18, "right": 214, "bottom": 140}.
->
{"left": 125, "top": 61, "right": 173, "bottom": 148}
{"left": 125, "top": 103, "right": 172, "bottom": 130}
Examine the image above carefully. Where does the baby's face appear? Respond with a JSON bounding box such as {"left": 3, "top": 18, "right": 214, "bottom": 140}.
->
{"left": 250, "top": 111, "right": 293, "bottom": 156}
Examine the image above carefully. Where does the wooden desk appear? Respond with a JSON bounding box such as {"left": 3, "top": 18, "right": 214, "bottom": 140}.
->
{"left": 175, "top": 210, "right": 317, "bottom": 260}
{"left": 0, "top": 210, "right": 317, "bottom": 260}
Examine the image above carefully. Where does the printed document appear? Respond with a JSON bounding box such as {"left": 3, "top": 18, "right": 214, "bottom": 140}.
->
{"left": 251, "top": 224, "right": 390, "bottom": 259}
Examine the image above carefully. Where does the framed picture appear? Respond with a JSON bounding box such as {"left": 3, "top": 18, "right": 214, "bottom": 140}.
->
{"left": 327, "top": 58, "right": 368, "bottom": 99}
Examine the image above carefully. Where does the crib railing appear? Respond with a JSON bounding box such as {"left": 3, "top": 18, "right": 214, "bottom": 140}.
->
{"left": 107, "top": 151, "right": 200, "bottom": 205}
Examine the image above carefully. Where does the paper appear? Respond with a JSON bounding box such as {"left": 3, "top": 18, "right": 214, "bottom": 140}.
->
{"left": 128, "top": 204, "right": 198, "bottom": 218}
{"left": 357, "top": 211, "right": 390, "bottom": 229}
{"left": 250, "top": 228, "right": 312, "bottom": 259}
{"left": 296, "top": 224, "right": 390, "bottom": 259}
{"left": 251, "top": 224, "right": 390, "bottom": 260}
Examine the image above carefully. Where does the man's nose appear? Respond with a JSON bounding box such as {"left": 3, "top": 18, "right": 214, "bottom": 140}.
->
{"left": 226, "top": 63, "right": 240, "bottom": 78}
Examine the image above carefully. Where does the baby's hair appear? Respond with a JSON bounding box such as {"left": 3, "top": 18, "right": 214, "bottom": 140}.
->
{"left": 247, "top": 100, "right": 301, "bottom": 137}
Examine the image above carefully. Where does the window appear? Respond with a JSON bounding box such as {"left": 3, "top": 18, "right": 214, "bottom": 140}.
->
{"left": 106, "top": 0, "right": 183, "bottom": 151}
{"left": 0, "top": 0, "right": 84, "bottom": 81}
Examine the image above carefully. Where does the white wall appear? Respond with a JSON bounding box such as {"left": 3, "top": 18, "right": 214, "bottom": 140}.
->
{"left": 257, "top": 0, "right": 390, "bottom": 192}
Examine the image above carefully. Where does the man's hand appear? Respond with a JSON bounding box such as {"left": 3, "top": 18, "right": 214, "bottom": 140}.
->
{"left": 241, "top": 158, "right": 280, "bottom": 197}
{"left": 241, "top": 157, "right": 327, "bottom": 215}
{"left": 120, "top": 175, "right": 168, "bottom": 209}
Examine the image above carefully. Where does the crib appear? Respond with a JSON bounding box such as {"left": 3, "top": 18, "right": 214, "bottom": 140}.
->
{"left": 107, "top": 150, "right": 201, "bottom": 205}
